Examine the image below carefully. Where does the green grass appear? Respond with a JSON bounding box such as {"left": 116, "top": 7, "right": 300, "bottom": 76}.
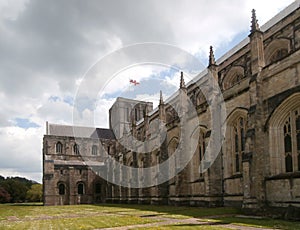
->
{"left": 0, "top": 203, "right": 299, "bottom": 229}
{"left": 210, "top": 216, "right": 300, "bottom": 230}
{"left": 0, "top": 203, "right": 158, "bottom": 229}
{"left": 138, "top": 225, "right": 231, "bottom": 230}
{"left": 2, "top": 215, "right": 153, "bottom": 230}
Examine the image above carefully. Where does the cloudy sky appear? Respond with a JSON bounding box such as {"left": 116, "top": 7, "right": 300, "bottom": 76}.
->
{"left": 0, "top": 0, "right": 295, "bottom": 183}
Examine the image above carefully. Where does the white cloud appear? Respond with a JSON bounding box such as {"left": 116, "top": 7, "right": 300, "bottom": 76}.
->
{"left": 0, "top": 0, "right": 29, "bottom": 21}
{"left": 0, "top": 126, "right": 43, "bottom": 183}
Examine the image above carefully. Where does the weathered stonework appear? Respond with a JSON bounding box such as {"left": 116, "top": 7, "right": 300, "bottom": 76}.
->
{"left": 43, "top": 2, "right": 300, "bottom": 217}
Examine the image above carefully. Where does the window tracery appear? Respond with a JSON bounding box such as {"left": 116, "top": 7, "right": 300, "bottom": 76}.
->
{"left": 283, "top": 108, "right": 300, "bottom": 172}
{"left": 233, "top": 117, "right": 245, "bottom": 173}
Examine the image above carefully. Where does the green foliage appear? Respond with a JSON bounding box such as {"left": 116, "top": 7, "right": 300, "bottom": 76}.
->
{"left": 26, "top": 184, "right": 42, "bottom": 202}
{"left": 0, "top": 175, "right": 41, "bottom": 203}
{"left": 1, "top": 179, "right": 28, "bottom": 202}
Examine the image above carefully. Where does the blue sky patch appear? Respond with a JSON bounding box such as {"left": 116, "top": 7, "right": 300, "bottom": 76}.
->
{"left": 63, "top": 96, "right": 74, "bottom": 106}
{"left": 14, "top": 118, "right": 40, "bottom": 129}
{"left": 48, "top": 95, "right": 60, "bottom": 102}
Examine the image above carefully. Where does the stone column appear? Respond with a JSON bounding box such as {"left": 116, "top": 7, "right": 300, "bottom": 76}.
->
{"left": 243, "top": 9, "right": 266, "bottom": 211}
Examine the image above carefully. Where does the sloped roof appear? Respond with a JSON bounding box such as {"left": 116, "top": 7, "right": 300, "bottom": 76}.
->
{"left": 48, "top": 123, "right": 115, "bottom": 139}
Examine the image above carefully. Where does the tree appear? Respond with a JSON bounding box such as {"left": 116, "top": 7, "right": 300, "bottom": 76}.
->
{"left": 0, "top": 175, "right": 39, "bottom": 203}
{"left": 26, "top": 184, "right": 43, "bottom": 202}
{"left": 0, "top": 186, "right": 11, "bottom": 203}
{"left": 0, "top": 178, "right": 28, "bottom": 202}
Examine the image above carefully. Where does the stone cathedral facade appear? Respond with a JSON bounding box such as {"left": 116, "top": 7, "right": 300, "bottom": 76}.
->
{"left": 43, "top": 2, "right": 300, "bottom": 215}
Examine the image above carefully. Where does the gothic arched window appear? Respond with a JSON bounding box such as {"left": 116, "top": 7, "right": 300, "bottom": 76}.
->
{"left": 233, "top": 117, "right": 245, "bottom": 173}
{"left": 283, "top": 109, "right": 300, "bottom": 172}
{"left": 224, "top": 109, "right": 248, "bottom": 178}
{"left": 268, "top": 93, "right": 300, "bottom": 175}
{"left": 56, "top": 142, "right": 63, "bottom": 154}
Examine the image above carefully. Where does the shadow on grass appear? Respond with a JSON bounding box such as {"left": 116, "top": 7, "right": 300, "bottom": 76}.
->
{"left": 92, "top": 204, "right": 300, "bottom": 229}
{"left": 209, "top": 216, "right": 300, "bottom": 230}
{"left": 93, "top": 203, "right": 240, "bottom": 218}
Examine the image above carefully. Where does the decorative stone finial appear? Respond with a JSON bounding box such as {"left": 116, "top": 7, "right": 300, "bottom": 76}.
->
{"left": 159, "top": 90, "right": 164, "bottom": 105}
{"left": 209, "top": 46, "right": 216, "bottom": 66}
{"left": 251, "top": 9, "right": 260, "bottom": 33}
{"left": 180, "top": 71, "right": 186, "bottom": 89}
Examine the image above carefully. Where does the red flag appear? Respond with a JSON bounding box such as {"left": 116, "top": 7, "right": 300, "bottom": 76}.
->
{"left": 129, "top": 79, "right": 140, "bottom": 86}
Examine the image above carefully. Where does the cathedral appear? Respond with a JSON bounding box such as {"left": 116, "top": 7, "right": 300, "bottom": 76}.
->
{"left": 43, "top": 1, "right": 300, "bottom": 216}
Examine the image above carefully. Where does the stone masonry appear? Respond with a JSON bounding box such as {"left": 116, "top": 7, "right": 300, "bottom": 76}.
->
{"left": 43, "top": 2, "right": 300, "bottom": 216}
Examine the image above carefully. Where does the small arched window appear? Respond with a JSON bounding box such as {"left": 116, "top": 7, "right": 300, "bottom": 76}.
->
{"left": 77, "top": 182, "right": 85, "bottom": 195}
{"left": 92, "top": 145, "right": 98, "bottom": 155}
{"left": 270, "top": 48, "right": 288, "bottom": 63}
{"left": 265, "top": 39, "right": 290, "bottom": 65}
{"left": 74, "top": 143, "right": 80, "bottom": 155}
{"left": 56, "top": 142, "right": 63, "bottom": 154}
{"left": 222, "top": 67, "right": 244, "bottom": 90}
{"left": 58, "top": 183, "right": 65, "bottom": 195}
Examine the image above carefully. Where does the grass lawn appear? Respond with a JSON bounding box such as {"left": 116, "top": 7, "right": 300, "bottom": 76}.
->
{"left": 137, "top": 226, "right": 231, "bottom": 230}
{"left": 0, "top": 203, "right": 158, "bottom": 229}
{"left": 209, "top": 216, "right": 300, "bottom": 230}
{"left": 0, "top": 203, "right": 299, "bottom": 229}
